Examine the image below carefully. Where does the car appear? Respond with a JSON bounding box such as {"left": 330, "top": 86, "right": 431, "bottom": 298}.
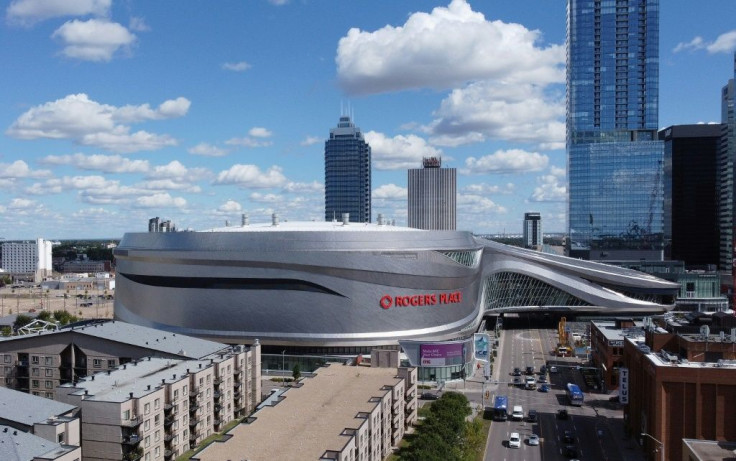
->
{"left": 525, "top": 376, "right": 537, "bottom": 390}
{"left": 508, "top": 432, "right": 521, "bottom": 448}
{"left": 561, "top": 445, "right": 578, "bottom": 458}
{"left": 549, "top": 366, "right": 559, "bottom": 373}
{"left": 538, "top": 384, "right": 551, "bottom": 393}
{"left": 527, "top": 434, "right": 540, "bottom": 446}
{"left": 513, "top": 376, "right": 523, "bottom": 386}
{"left": 525, "top": 365, "right": 534, "bottom": 375}
{"left": 557, "top": 409, "right": 569, "bottom": 420}
{"left": 420, "top": 392, "right": 439, "bottom": 400}
{"left": 512, "top": 367, "right": 522, "bottom": 376}
{"left": 527, "top": 409, "right": 537, "bottom": 422}
{"left": 540, "top": 365, "right": 547, "bottom": 375}
{"left": 562, "top": 430, "right": 575, "bottom": 443}
{"left": 511, "top": 405, "right": 524, "bottom": 420}
{"left": 537, "top": 374, "right": 548, "bottom": 383}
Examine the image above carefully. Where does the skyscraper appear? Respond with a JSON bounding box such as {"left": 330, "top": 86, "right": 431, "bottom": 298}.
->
{"left": 408, "top": 157, "right": 456, "bottom": 230}
{"left": 719, "top": 68, "right": 735, "bottom": 275}
{"left": 659, "top": 125, "right": 721, "bottom": 268}
{"left": 523, "top": 212, "right": 543, "bottom": 250}
{"left": 324, "top": 115, "right": 371, "bottom": 223}
{"left": 567, "top": 0, "right": 664, "bottom": 260}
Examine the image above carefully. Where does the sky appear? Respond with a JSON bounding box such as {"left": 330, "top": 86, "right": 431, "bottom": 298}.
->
{"left": 1, "top": 0, "right": 736, "bottom": 240}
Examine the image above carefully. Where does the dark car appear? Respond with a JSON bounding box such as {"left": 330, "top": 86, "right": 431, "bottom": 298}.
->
{"left": 561, "top": 445, "right": 578, "bottom": 458}
{"left": 562, "top": 430, "right": 575, "bottom": 443}
{"left": 525, "top": 365, "right": 534, "bottom": 375}
{"left": 538, "top": 374, "right": 548, "bottom": 383}
{"left": 540, "top": 365, "right": 547, "bottom": 375}
{"left": 512, "top": 367, "right": 521, "bottom": 376}
{"left": 420, "top": 392, "right": 439, "bottom": 400}
{"left": 557, "top": 409, "right": 569, "bottom": 420}
{"left": 527, "top": 409, "right": 538, "bottom": 422}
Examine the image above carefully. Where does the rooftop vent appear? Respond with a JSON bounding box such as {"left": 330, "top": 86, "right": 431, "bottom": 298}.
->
{"left": 272, "top": 213, "right": 279, "bottom": 227}
{"left": 342, "top": 213, "right": 350, "bottom": 225}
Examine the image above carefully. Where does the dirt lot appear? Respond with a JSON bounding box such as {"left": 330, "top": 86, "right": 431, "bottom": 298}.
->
{"left": 0, "top": 286, "right": 114, "bottom": 320}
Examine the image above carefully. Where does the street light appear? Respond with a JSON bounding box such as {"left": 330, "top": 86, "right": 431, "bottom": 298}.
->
{"left": 640, "top": 432, "right": 664, "bottom": 461}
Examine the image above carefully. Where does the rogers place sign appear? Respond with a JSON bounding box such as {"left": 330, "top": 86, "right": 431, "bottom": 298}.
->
{"left": 380, "top": 292, "right": 462, "bottom": 310}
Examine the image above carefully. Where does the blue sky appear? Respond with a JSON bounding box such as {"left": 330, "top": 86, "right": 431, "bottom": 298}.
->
{"left": 1, "top": 0, "right": 735, "bottom": 240}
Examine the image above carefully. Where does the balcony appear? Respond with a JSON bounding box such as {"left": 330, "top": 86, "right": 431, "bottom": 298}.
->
{"left": 233, "top": 382, "right": 241, "bottom": 388}
{"left": 189, "top": 419, "right": 200, "bottom": 427}
{"left": 122, "top": 434, "right": 141, "bottom": 445}
{"left": 164, "top": 449, "right": 174, "bottom": 459}
{"left": 189, "top": 387, "right": 200, "bottom": 397}
{"left": 164, "top": 434, "right": 174, "bottom": 442}
{"left": 213, "top": 391, "right": 221, "bottom": 400}
{"left": 213, "top": 376, "right": 224, "bottom": 385}
{"left": 121, "top": 416, "right": 142, "bottom": 427}
{"left": 164, "top": 416, "right": 174, "bottom": 426}
{"left": 123, "top": 447, "right": 143, "bottom": 461}
{"left": 189, "top": 431, "right": 199, "bottom": 440}
{"left": 164, "top": 403, "right": 173, "bottom": 411}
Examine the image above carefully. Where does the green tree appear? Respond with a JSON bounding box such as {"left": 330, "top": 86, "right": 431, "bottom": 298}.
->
{"left": 13, "top": 314, "right": 33, "bottom": 330}
{"left": 292, "top": 363, "right": 301, "bottom": 381}
{"left": 53, "top": 310, "right": 79, "bottom": 325}
{"left": 37, "top": 310, "right": 52, "bottom": 322}
{"left": 0, "top": 326, "right": 11, "bottom": 337}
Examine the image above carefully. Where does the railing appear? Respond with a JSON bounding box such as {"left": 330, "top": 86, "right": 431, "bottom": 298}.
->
{"left": 121, "top": 416, "right": 141, "bottom": 427}
{"left": 122, "top": 434, "right": 141, "bottom": 445}
{"left": 213, "top": 377, "right": 224, "bottom": 385}
{"left": 189, "top": 387, "right": 200, "bottom": 397}
{"left": 213, "top": 391, "right": 221, "bottom": 399}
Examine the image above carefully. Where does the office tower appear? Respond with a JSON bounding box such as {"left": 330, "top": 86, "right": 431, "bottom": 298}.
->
{"left": 1, "top": 238, "right": 53, "bottom": 282}
{"left": 324, "top": 115, "right": 371, "bottom": 223}
{"left": 659, "top": 125, "right": 721, "bottom": 267}
{"left": 523, "top": 212, "right": 543, "bottom": 250}
{"left": 567, "top": 0, "right": 664, "bottom": 260}
{"left": 720, "top": 68, "right": 736, "bottom": 275}
{"left": 407, "top": 157, "right": 456, "bottom": 230}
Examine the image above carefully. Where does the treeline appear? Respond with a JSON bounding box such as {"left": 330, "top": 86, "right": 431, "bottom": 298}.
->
{"left": 401, "top": 392, "right": 485, "bottom": 461}
{"left": 4, "top": 310, "right": 80, "bottom": 336}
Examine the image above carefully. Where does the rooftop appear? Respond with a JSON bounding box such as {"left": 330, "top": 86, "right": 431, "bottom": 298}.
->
{"left": 0, "top": 425, "right": 79, "bottom": 461}
{"left": 195, "top": 364, "right": 403, "bottom": 460}
{"left": 683, "top": 438, "right": 736, "bottom": 460}
{"left": 0, "top": 387, "right": 76, "bottom": 427}
{"left": 199, "top": 220, "right": 421, "bottom": 233}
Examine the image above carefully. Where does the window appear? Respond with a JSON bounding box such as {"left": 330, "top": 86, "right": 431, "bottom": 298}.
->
{"left": 93, "top": 359, "right": 102, "bottom": 368}
{"left": 183, "top": 385, "right": 187, "bottom": 394}
{"left": 123, "top": 409, "right": 130, "bottom": 420}
{"left": 154, "top": 430, "right": 160, "bottom": 442}
{"left": 155, "top": 446, "right": 160, "bottom": 458}
{"left": 155, "top": 414, "right": 160, "bottom": 426}
{"left": 58, "top": 432, "right": 65, "bottom": 443}
{"left": 144, "top": 402, "right": 151, "bottom": 415}
{"left": 32, "top": 368, "right": 39, "bottom": 376}
{"left": 45, "top": 392, "right": 53, "bottom": 399}
{"left": 45, "top": 357, "right": 53, "bottom": 366}
{"left": 154, "top": 398, "right": 160, "bottom": 409}
{"left": 45, "top": 369, "right": 53, "bottom": 377}
{"left": 31, "top": 356, "right": 39, "bottom": 364}
{"left": 3, "top": 355, "right": 9, "bottom": 364}
{"left": 144, "top": 419, "right": 150, "bottom": 431}
{"left": 32, "top": 380, "right": 39, "bottom": 388}
{"left": 108, "top": 359, "right": 116, "bottom": 368}
{"left": 173, "top": 389, "right": 179, "bottom": 399}
{"left": 206, "top": 375, "right": 211, "bottom": 383}
{"left": 145, "top": 435, "right": 150, "bottom": 447}
{"left": 45, "top": 380, "right": 53, "bottom": 389}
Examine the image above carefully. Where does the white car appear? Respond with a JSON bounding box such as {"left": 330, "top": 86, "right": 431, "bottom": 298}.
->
{"left": 509, "top": 432, "right": 521, "bottom": 448}
{"left": 511, "top": 405, "right": 524, "bottom": 420}
{"left": 528, "top": 434, "right": 540, "bottom": 446}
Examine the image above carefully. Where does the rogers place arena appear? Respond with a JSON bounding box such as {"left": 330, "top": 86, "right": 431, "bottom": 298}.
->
{"left": 114, "top": 219, "right": 677, "bottom": 378}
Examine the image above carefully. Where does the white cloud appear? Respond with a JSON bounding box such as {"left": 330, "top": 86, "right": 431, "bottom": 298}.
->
{"left": 0, "top": 160, "right": 52, "bottom": 178}
{"left": 8, "top": 197, "right": 37, "bottom": 209}
{"left": 461, "top": 182, "right": 515, "bottom": 195}
{"left": 530, "top": 166, "right": 567, "bottom": 202}
{"left": 222, "top": 61, "right": 251, "bottom": 72}
{"left": 188, "top": 143, "right": 228, "bottom": 157}
{"left": 129, "top": 16, "right": 149, "bottom": 32}
{"left": 248, "top": 127, "right": 272, "bottom": 138}
{"left": 140, "top": 179, "right": 201, "bottom": 193}
{"left": 300, "top": 136, "right": 321, "bottom": 146}
{"left": 214, "top": 164, "right": 287, "bottom": 189}
{"left": 268, "top": 0, "right": 289, "bottom": 5}
{"left": 282, "top": 181, "right": 323, "bottom": 194}
{"left": 6, "top": 0, "right": 110, "bottom": 25}
{"left": 249, "top": 192, "right": 282, "bottom": 203}
{"left": 6, "top": 93, "right": 188, "bottom": 153}
{"left": 464, "top": 149, "right": 549, "bottom": 174}
{"left": 674, "top": 31, "right": 736, "bottom": 54}
{"left": 217, "top": 200, "right": 243, "bottom": 213}
{"left": 147, "top": 160, "right": 211, "bottom": 182}
{"left": 225, "top": 128, "right": 273, "bottom": 148}
{"left": 373, "top": 183, "right": 407, "bottom": 201}
{"left": 364, "top": 131, "right": 442, "bottom": 170}
{"left": 135, "top": 193, "right": 187, "bottom": 209}
{"left": 336, "top": 0, "right": 563, "bottom": 95}
{"left": 426, "top": 80, "right": 565, "bottom": 147}
{"left": 457, "top": 193, "right": 506, "bottom": 213}
{"left": 52, "top": 19, "right": 136, "bottom": 62}
{"left": 41, "top": 153, "right": 150, "bottom": 173}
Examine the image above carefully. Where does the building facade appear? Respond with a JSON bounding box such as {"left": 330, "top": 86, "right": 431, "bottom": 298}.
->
{"left": 523, "top": 212, "right": 542, "bottom": 250}
{"left": 324, "top": 115, "right": 371, "bottom": 223}
{"left": 408, "top": 157, "right": 456, "bottom": 230}
{"left": 659, "top": 125, "right": 721, "bottom": 268}
{"left": 720, "top": 74, "right": 735, "bottom": 276}
{"left": 567, "top": 0, "right": 664, "bottom": 260}
{"left": 1, "top": 238, "right": 53, "bottom": 282}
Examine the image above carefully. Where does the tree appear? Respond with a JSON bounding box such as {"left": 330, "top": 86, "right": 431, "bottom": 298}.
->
{"left": 292, "top": 363, "right": 301, "bottom": 381}
{"left": 13, "top": 314, "right": 33, "bottom": 331}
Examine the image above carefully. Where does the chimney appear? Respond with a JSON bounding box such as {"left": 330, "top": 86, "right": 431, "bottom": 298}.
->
{"left": 342, "top": 213, "right": 350, "bottom": 225}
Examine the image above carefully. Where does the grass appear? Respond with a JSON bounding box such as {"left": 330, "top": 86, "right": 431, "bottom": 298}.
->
{"left": 175, "top": 418, "right": 244, "bottom": 460}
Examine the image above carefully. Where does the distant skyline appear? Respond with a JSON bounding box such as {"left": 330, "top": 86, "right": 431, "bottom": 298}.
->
{"left": 1, "top": 0, "right": 735, "bottom": 239}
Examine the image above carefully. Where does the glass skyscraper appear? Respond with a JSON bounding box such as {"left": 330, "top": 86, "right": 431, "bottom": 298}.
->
{"left": 567, "top": 0, "right": 664, "bottom": 260}
{"left": 324, "top": 115, "right": 372, "bottom": 223}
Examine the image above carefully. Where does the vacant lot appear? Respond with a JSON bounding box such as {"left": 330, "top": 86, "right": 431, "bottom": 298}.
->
{"left": 0, "top": 286, "right": 114, "bottom": 320}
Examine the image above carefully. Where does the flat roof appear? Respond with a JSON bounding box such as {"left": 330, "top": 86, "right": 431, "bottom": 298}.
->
{"left": 0, "top": 387, "right": 76, "bottom": 427}
{"left": 683, "top": 438, "right": 736, "bottom": 460}
{"left": 199, "top": 220, "right": 422, "bottom": 233}
{"left": 591, "top": 320, "right": 647, "bottom": 342}
{"left": 195, "top": 364, "right": 402, "bottom": 460}
{"left": 0, "top": 425, "right": 78, "bottom": 461}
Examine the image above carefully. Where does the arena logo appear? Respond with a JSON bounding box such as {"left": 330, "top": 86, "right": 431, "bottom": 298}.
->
{"left": 379, "top": 292, "right": 462, "bottom": 309}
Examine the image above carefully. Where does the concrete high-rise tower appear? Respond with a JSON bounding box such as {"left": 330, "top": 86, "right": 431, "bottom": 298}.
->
{"left": 408, "top": 157, "right": 456, "bottom": 230}
{"left": 324, "top": 115, "right": 371, "bottom": 223}
{"left": 567, "top": 0, "right": 664, "bottom": 260}
{"left": 523, "top": 212, "right": 543, "bottom": 250}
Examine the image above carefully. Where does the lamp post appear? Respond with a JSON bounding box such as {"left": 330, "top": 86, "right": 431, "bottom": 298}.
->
{"left": 281, "top": 350, "right": 286, "bottom": 388}
{"left": 640, "top": 432, "right": 664, "bottom": 461}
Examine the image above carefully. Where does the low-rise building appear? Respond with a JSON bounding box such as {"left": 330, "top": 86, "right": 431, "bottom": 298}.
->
{"left": 194, "top": 362, "right": 417, "bottom": 461}
{"left": 590, "top": 318, "right": 646, "bottom": 391}
{"left": 0, "top": 425, "right": 82, "bottom": 461}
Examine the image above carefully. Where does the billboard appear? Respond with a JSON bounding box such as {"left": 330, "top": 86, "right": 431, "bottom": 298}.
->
{"left": 618, "top": 367, "right": 629, "bottom": 404}
{"left": 474, "top": 333, "right": 490, "bottom": 361}
{"left": 420, "top": 341, "right": 471, "bottom": 367}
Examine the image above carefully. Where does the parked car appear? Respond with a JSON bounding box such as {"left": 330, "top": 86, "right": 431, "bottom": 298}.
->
{"left": 512, "top": 367, "right": 521, "bottom": 376}
{"left": 527, "top": 434, "right": 540, "bottom": 446}
{"left": 527, "top": 409, "right": 538, "bottom": 422}
{"left": 557, "top": 409, "right": 569, "bottom": 420}
{"left": 420, "top": 392, "right": 439, "bottom": 400}
{"left": 525, "top": 365, "right": 534, "bottom": 375}
{"left": 540, "top": 365, "right": 547, "bottom": 375}
{"left": 508, "top": 432, "right": 521, "bottom": 448}
{"left": 549, "top": 366, "right": 558, "bottom": 373}
{"left": 538, "top": 384, "right": 551, "bottom": 393}
{"left": 538, "top": 374, "right": 548, "bottom": 383}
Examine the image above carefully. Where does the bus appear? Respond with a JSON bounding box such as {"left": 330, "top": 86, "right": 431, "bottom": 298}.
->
{"left": 566, "top": 383, "right": 584, "bottom": 406}
{"left": 492, "top": 395, "right": 508, "bottom": 421}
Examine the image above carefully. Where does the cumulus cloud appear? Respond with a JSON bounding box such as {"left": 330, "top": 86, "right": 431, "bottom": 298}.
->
{"left": 336, "top": 0, "right": 563, "bottom": 95}
{"left": 52, "top": 19, "right": 136, "bottom": 62}
{"left": 425, "top": 80, "right": 565, "bottom": 147}
{"left": 300, "top": 136, "right": 321, "bottom": 146}
{"left": 128, "top": 16, "right": 149, "bottom": 32}
{"left": 214, "top": 164, "right": 287, "bottom": 188}
{"left": 6, "top": 0, "right": 110, "bottom": 25}
{"left": 530, "top": 166, "right": 567, "bottom": 202}
{"left": 41, "top": 153, "right": 150, "bottom": 173}
{"left": 225, "top": 127, "right": 273, "bottom": 148}
{"left": 217, "top": 200, "right": 243, "bottom": 213}
{"left": 457, "top": 193, "right": 506, "bottom": 213}
{"left": 364, "top": 131, "right": 442, "bottom": 170}
{"left": 464, "top": 149, "right": 548, "bottom": 174}
{"left": 249, "top": 192, "right": 282, "bottom": 203}
{"left": 135, "top": 193, "right": 187, "bottom": 209}
{"left": 282, "top": 181, "right": 323, "bottom": 194}
{"left": 6, "top": 93, "right": 189, "bottom": 153}
{"left": 222, "top": 61, "right": 251, "bottom": 72}
{"left": 461, "top": 182, "right": 515, "bottom": 195}
{"left": 373, "top": 184, "right": 407, "bottom": 200}
{"left": 147, "top": 160, "right": 211, "bottom": 182}
{"left": 674, "top": 31, "right": 736, "bottom": 54}
{"left": 188, "top": 143, "right": 228, "bottom": 157}
{"left": 0, "top": 160, "right": 52, "bottom": 178}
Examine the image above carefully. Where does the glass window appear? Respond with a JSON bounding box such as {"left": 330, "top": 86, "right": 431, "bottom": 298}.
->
{"left": 45, "top": 357, "right": 53, "bottom": 366}
{"left": 32, "top": 368, "right": 39, "bottom": 376}
{"left": 93, "top": 359, "right": 101, "bottom": 368}
{"left": 45, "top": 369, "right": 53, "bottom": 377}
{"left": 31, "top": 356, "right": 39, "bottom": 364}
{"left": 108, "top": 359, "right": 116, "bottom": 368}
{"left": 154, "top": 398, "right": 160, "bottom": 409}
{"left": 32, "top": 379, "right": 39, "bottom": 388}
{"left": 144, "top": 402, "right": 151, "bottom": 414}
